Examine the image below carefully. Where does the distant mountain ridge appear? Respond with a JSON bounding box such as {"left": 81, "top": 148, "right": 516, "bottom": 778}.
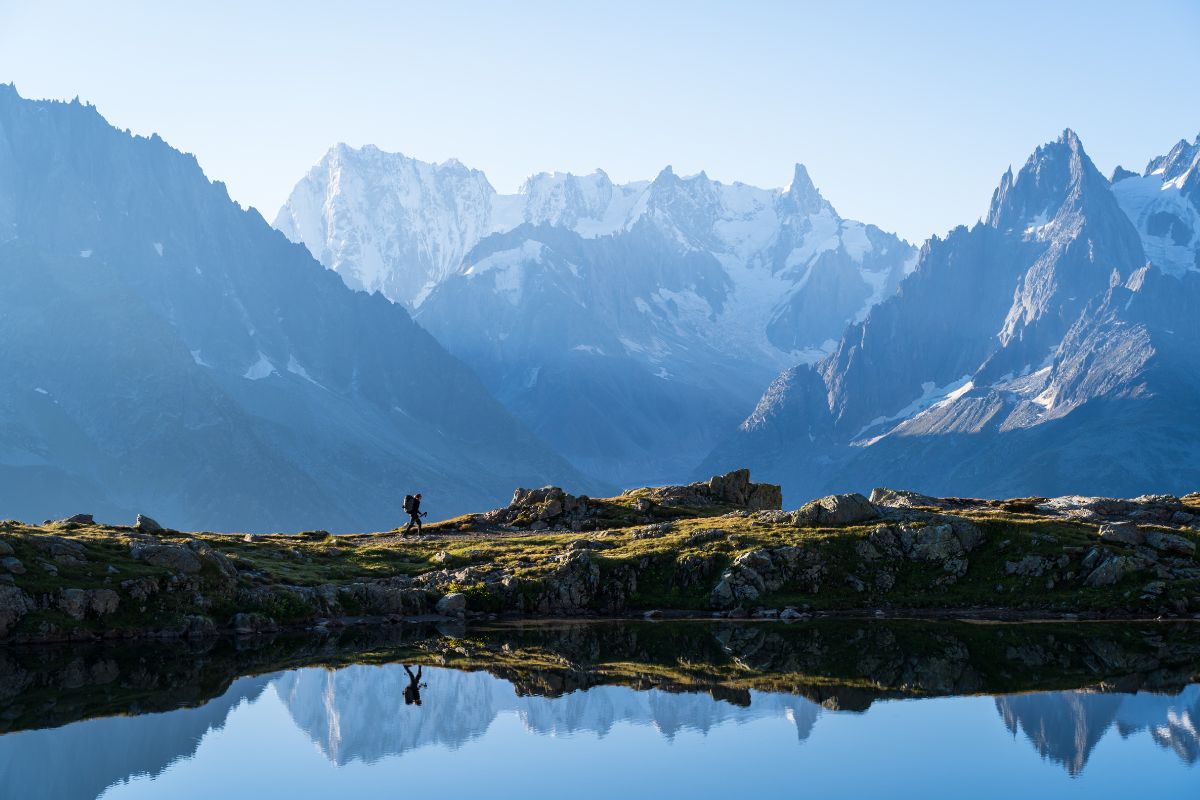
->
{"left": 0, "top": 86, "right": 589, "bottom": 531}
{"left": 705, "top": 129, "right": 1200, "bottom": 502}
{"left": 277, "top": 147, "right": 916, "bottom": 486}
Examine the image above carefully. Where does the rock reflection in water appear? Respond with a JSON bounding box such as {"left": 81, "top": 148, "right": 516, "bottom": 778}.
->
{"left": 0, "top": 619, "right": 1197, "bottom": 799}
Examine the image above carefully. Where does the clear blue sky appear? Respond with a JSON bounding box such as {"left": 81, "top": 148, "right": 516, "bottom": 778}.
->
{"left": 1, "top": 0, "right": 1197, "bottom": 243}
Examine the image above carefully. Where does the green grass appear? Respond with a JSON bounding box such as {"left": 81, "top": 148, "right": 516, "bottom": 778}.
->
{"left": 3, "top": 496, "right": 1198, "bottom": 642}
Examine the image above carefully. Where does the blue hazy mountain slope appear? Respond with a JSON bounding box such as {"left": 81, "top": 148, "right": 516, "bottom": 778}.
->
{"left": 704, "top": 130, "right": 1200, "bottom": 502}
{"left": 0, "top": 86, "right": 590, "bottom": 532}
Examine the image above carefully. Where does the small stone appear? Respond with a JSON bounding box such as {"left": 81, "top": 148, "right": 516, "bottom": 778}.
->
{"left": 1, "top": 557, "right": 25, "bottom": 575}
{"left": 643, "top": 609, "right": 664, "bottom": 619}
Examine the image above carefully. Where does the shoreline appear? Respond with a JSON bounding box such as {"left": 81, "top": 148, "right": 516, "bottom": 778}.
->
{"left": 2, "top": 473, "right": 1198, "bottom": 645}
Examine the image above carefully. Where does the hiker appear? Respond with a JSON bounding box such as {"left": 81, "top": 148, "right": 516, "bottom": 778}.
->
{"left": 403, "top": 492, "right": 426, "bottom": 535}
{"left": 403, "top": 664, "right": 425, "bottom": 706}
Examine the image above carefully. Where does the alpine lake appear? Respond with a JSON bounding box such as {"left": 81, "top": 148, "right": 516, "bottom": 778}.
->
{"left": 1, "top": 618, "right": 1196, "bottom": 799}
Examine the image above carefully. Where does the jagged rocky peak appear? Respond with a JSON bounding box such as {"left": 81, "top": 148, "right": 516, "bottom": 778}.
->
{"left": 1145, "top": 134, "right": 1200, "bottom": 180}
{"left": 519, "top": 169, "right": 615, "bottom": 227}
{"left": 1111, "top": 165, "right": 1139, "bottom": 183}
{"left": 985, "top": 128, "right": 1108, "bottom": 232}
{"left": 780, "top": 162, "right": 830, "bottom": 217}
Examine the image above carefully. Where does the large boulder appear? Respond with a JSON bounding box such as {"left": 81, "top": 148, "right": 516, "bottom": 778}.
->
{"left": 1145, "top": 530, "right": 1195, "bottom": 557}
{"left": 135, "top": 514, "right": 164, "bottom": 533}
{"left": 129, "top": 541, "right": 202, "bottom": 574}
{"left": 799, "top": 493, "right": 880, "bottom": 526}
{"left": 88, "top": 588, "right": 120, "bottom": 616}
{"left": 435, "top": 592, "right": 467, "bottom": 617}
{"left": 1099, "top": 521, "right": 1145, "bottom": 547}
{"left": 0, "top": 585, "right": 35, "bottom": 636}
{"left": 56, "top": 588, "right": 89, "bottom": 620}
{"left": 1084, "top": 555, "right": 1141, "bottom": 587}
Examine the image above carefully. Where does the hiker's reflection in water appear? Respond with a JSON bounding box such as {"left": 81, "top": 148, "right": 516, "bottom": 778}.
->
{"left": 403, "top": 664, "right": 426, "bottom": 706}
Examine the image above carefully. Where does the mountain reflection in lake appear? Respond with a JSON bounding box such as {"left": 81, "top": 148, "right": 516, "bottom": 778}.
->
{"left": 0, "top": 620, "right": 1196, "bottom": 799}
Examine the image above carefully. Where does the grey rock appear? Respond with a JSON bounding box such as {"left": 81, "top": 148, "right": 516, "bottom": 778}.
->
{"left": 802, "top": 493, "right": 879, "bottom": 525}
{"left": 57, "top": 588, "right": 89, "bottom": 620}
{"left": 60, "top": 514, "right": 94, "bottom": 525}
{"left": 0, "top": 585, "right": 35, "bottom": 636}
{"left": 1099, "top": 521, "right": 1145, "bottom": 547}
{"left": 129, "top": 541, "right": 202, "bottom": 574}
{"left": 1145, "top": 530, "right": 1196, "bottom": 557}
{"left": 1085, "top": 555, "right": 1140, "bottom": 587}
{"left": 1, "top": 557, "right": 25, "bottom": 575}
{"left": 88, "top": 588, "right": 120, "bottom": 616}
{"left": 909, "top": 524, "right": 964, "bottom": 562}
{"left": 869, "top": 488, "right": 938, "bottom": 508}
{"left": 1006, "top": 555, "right": 1051, "bottom": 578}
{"left": 135, "top": 514, "right": 164, "bottom": 533}
{"left": 710, "top": 579, "right": 735, "bottom": 608}
{"left": 435, "top": 592, "right": 467, "bottom": 616}
{"left": 0, "top": 540, "right": 12, "bottom": 557}
{"left": 28, "top": 535, "right": 88, "bottom": 561}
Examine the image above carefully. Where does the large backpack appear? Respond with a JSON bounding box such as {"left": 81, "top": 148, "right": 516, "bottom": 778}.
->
{"left": 403, "top": 494, "right": 415, "bottom": 514}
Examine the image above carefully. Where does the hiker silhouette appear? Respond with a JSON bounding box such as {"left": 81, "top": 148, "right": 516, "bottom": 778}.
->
{"left": 403, "top": 664, "right": 425, "bottom": 706}
{"left": 403, "top": 492, "right": 426, "bottom": 535}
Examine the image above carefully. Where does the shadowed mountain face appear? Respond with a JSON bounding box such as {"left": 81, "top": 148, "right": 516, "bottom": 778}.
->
{"left": 0, "top": 86, "right": 590, "bottom": 532}
{"left": 277, "top": 146, "right": 916, "bottom": 488}
{"left": 705, "top": 130, "right": 1200, "bottom": 502}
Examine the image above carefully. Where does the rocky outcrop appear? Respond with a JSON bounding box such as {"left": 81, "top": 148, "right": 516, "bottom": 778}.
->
{"left": 632, "top": 469, "right": 782, "bottom": 512}
{"left": 481, "top": 486, "right": 596, "bottom": 531}
{"left": 797, "top": 493, "right": 880, "bottom": 525}
{"left": 712, "top": 545, "right": 826, "bottom": 608}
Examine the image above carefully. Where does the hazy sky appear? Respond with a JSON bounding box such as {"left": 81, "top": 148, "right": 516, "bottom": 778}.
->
{"left": 2, "top": 0, "right": 1197, "bottom": 243}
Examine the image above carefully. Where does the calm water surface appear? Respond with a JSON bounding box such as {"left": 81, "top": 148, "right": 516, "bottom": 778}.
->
{"left": 1, "top": 621, "right": 1196, "bottom": 798}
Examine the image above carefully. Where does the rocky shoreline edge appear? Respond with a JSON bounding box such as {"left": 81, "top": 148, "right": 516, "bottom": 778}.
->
{"left": 2, "top": 470, "right": 1199, "bottom": 644}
